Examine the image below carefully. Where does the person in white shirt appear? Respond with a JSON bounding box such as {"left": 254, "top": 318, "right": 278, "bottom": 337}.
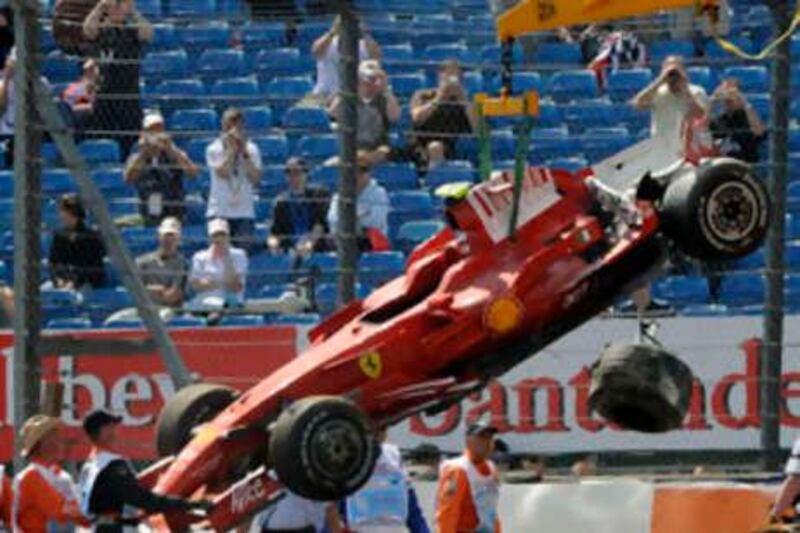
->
{"left": 206, "top": 108, "right": 263, "bottom": 251}
{"left": 631, "top": 55, "right": 710, "bottom": 151}
{"left": 328, "top": 152, "right": 390, "bottom": 250}
{"left": 188, "top": 218, "right": 248, "bottom": 308}
{"left": 311, "top": 16, "right": 381, "bottom": 104}
{"left": 250, "top": 489, "right": 342, "bottom": 533}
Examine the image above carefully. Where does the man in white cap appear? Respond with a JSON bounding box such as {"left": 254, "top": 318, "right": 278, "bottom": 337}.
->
{"left": 188, "top": 218, "right": 248, "bottom": 308}
{"left": 328, "top": 59, "right": 401, "bottom": 166}
{"left": 124, "top": 109, "right": 199, "bottom": 226}
{"left": 13, "top": 414, "right": 90, "bottom": 531}
{"left": 136, "top": 216, "right": 188, "bottom": 309}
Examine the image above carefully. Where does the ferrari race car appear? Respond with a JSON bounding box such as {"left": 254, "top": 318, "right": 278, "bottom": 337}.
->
{"left": 146, "top": 138, "right": 770, "bottom": 530}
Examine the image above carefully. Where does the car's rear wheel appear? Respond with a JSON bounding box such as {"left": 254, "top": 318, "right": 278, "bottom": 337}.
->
{"left": 660, "top": 158, "right": 769, "bottom": 261}
{"left": 155, "top": 383, "right": 236, "bottom": 457}
{"left": 589, "top": 343, "right": 693, "bottom": 433}
{"left": 269, "top": 396, "right": 378, "bottom": 501}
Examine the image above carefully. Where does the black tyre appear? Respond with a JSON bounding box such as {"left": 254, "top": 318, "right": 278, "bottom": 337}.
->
{"left": 589, "top": 344, "right": 693, "bottom": 433}
{"left": 155, "top": 383, "right": 236, "bottom": 457}
{"left": 660, "top": 158, "right": 769, "bottom": 261}
{"left": 269, "top": 396, "right": 378, "bottom": 501}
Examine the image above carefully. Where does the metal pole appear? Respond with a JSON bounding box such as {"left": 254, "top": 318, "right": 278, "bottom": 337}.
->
{"left": 761, "top": 0, "right": 792, "bottom": 472}
{"left": 32, "top": 81, "right": 193, "bottom": 389}
{"left": 336, "top": 3, "right": 359, "bottom": 305}
{"left": 11, "top": 0, "right": 41, "bottom": 471}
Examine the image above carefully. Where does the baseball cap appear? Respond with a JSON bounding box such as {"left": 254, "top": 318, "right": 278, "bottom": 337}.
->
{"left": 82, "top": 409, "right": 123, "bottom": 440}
{"left": 19, "top": 415, "right": 60, "bottom": 457}
{"left": 142, "top": 110, "right": 165, "bottom": 130}
{"left": 208, "top": 218, "right": 230, "bottom": 236}
{"left": 158, "top": 217, "right": 182, "bottom": 236}
{"left": 466, "top": 422, "right": 499, "bottom": 437}
{"left": 358, "top": 59, "right": 383, "bottom": 81}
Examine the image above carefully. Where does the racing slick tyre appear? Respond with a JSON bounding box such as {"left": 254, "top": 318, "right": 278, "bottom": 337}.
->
{"left": 588, "top": 344, "right": 693, "bottom": 433}
{"left": 660, "top": 158, "right": 769, "bottom": 261}
{"left": 269, "top": 396, "right": 379, "bottom": 501}
{"left": 155, "top": 383, "right": 236, "bottom": 457}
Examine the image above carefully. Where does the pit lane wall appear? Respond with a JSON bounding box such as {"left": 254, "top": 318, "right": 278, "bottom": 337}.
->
{"left": 0, "top": 315, "right": 798, "bottom": 461}
{"left": 413, "top": 480, "right": 777, "bottom": 533}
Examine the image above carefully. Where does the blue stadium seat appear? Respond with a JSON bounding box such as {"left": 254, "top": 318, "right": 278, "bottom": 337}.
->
{"left": 260, "top": 166, "right": 285, "bottom": 197}
{"left": 382, "top": 43, "right": 415, "bottom": 69}
{"left": 722, "top": 66, "right": 769, "bottom": 93}
{"left": 425, "top": 163, "right": 476, "bottom": 190}
{"left": 210, "top": 77, "right": 260, "bottom": 108}
{"left": 359, "top": 251, "right": 406, "bottom": 288}
{"left": 184, "top": 138, "right": 214, "bottom": 168}
{"left": 315, "top": 282, "right": 369, "bottom": 315}
{"left": 168, "top": 0, "right": 215, "bottom": 17}
{"left": 606, "top": 69, "right": 653, "bottom": 103}
{"left": 422, "top": 43, "right": 471, "bottom": 63}
{"left": 241, "top": 106, "right": 274, "bottom": 132}
{"left": 255, "top": 48, "right": 313, "bottom": 80}
{"left": 372, "top": 163, "right": 418, "bottom": 192}
{"left": 265, "top": 77, "right": 314, "bottom": 118}
{"left": 686, "top": 66, "right": 717, "bottom": 93}
{"left": 150, "top": 23, "right": 178, "bottom": 50}
{"left": 786, "top": 244, "right": 800, "bottom": 269}
{"left": 177, "top": 21, "right": 231, "bottom": 50}
{"left": 167, "top": 316, "right": 206, "bottom": 328}
{"left": 136, "top": 0, "right": 162, "bottom": 18}
{"left": 528, "top": 128, "right": 579, "bottom": 163}
{"left": 535, "top": 102, "right": 563, "bottom": 129}
{"left": 0, "top": 171, "right": 11, "bottom": 197}
{"left": 719, "top": 273, "right": 765, "bottom": 306}
{"left": 42, "top": 169, "right": 76, "bottom": 195}
{"left": 104, "top": 318, "right": 146, "bottom": 329}
{"left": 42, "top": 51, "right": 81, "bottom": 82}
{"left": 546, "top": 70, "right": 600, "bottom": 102}
{"left": 389, "top": 191, "right": 437, "bottom": 240}
{"left": 652, "top": 275, "right": 709, "bottom": 304}
{"left": 297, "top": 134, "right": 339, "bottom": 163}
{"left": 270, "top": 313, "right": 321, "bottom": 325}
{"left": 533, "top": 42, "right": 582, "bottom": 66}
{"left": 169, "top": 109, "right": 219, "bottom": 132}
{"left": 142, "top": 50, "right": 189, "bottom": 79}
{"left": 545, "top": 157, "right": 588, "bottom": 173}
{"left": 152, "top": 78, "right": 206, "bottom": 114}
{"left": 704, "top": 36, "right": 753, "bottom": 59}
{"left": 78, "top": 140, "right": 121, "bottom": 166}
{"left": 395, "top": 219, "right": 446, "bottom": 253}
{"left": 283, "top": 107, "right": 332, "bottom": 132}
{"left": 480, "top": 44, "right": 523, "bottom": 66}
{"left": 47, "top": 317, "right": 93, "bottom": 330}
{"left": 121, "top": 226, "right": 157, "bottom": 256}
{"left": 241, "top": 21, "right": 287, "bottom": 49}
{"left": 197, "top": 49, "right": 245, "bottom": 78}
{"left": 248, "top": 253, "right": 293, "bottom": 290}
{"left": 648, "top": 40, "right": 696, "bottom": 65}
{"left": 490, "top": 130, "right": 516, "bottom": 161}
{"left": 303, "top": 253, "right": 340, "bottom": 284}
{"left": 219, "top": 315, "right": 265, "bottom": 327}
{"left": 84, "top": 289, "right": 134, "bottom": 325}
{"left": 563, "top": 99, "right": 615, "bottom": 133}
{"left": 462, "top": 71, "right": 484, "bottom": 95}
{"left": 108, "top": 199, "right": 139, "bottom": 220}
{"left": 259, "top": 283, "right": 295, "bottom": 299}
{"left": 253, "top": 135, "right": 289, "bottom": 164}
{"left": 733, "top": 246, "right": 765, "bottom": 272}
{"left": 483, "top": 71, "right": 543, "bottom": 94}
{"left": 296, "top": 21, "right": 333, "bottom": 47}
{"left": 579, "top": 127, "right": 633, "bottom": 162}
{"left": 309, "top": 166, "right": 339, "bottom": 192}
{"left": 681, "top": 304, "right": 730, "bottom": 317}
{"left": 180, "top": 224, "right": 207, "bottom": 255}
{"left": 389, "top": 73, "right": 426, "bottom": 98}
{"left": 610, "top": 102, "right": 650, "bottom": 134}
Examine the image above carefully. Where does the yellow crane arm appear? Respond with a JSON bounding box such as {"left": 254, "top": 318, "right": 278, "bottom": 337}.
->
{"left": 496, "top": 0, "right": 719, "bottom": 41}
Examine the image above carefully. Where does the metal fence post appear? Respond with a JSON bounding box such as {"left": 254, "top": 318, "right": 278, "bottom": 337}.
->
{"left": 11, "top": 0, "right": 42, "bottom": 471}
{"left": 761, "top": 0, "right": 792, "bottom": 472}
{"left": 336, "top": 3, "right": 359, "bottom": 305}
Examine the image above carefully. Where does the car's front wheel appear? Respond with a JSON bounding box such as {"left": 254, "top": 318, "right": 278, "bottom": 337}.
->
{"left": 269, "top": 396, "right": 379, "bottom": 501}
{"left": 589, "top": 343, "right": 693, "bottom": 433}
{"left": 659, "top": 158, "right": 769, "bottom": 261}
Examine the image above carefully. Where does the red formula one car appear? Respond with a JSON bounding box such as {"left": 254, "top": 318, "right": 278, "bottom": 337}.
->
{"left": 145, "top": 140, "right": 769, "bottom": 530}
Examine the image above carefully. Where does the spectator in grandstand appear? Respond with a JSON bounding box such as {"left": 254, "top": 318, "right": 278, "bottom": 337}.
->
{"left": 83, "top": 0, "right": 153, "bottom": 158}
{"left": 0, "top": 47, "right": 16, "bottom": 168}
{"left": 521, "top": 454, "right": 546, "bottom": 483}
{"left": 328, "top": 59, "right": 400, "bottom": 166}
{"left": 124, "top": 111, "right": 199, "bottom": 227}
{"left": 557, "top": 25, "right": 603, "bottom": 63}
{"left": 188, "top": 218, "right": 248, "bottom": 308}
{"left": 206, "top": 108, "right": 263, "bottom": 251}
{"left": 49, "top": 193, "right": 107, "bottom": 290}
{"left": 327, "top": 151, "right": 390, "bottom": 252}
{"left": 632, "top": 56, "right": 709, "bottom": 149}
{"left": 136, "top": 217, "right": 188, "bottom": 309}
{"left": 0, "top": 6, "right": 13, "bottom": 70}
{"left": 13, "top": 414, "right": 90, "bottom": 531}
{"left": 0, "top": 283, "right": 12, "bottom": 329}
{"left": 409, "top": 60, "right": 477, "bottom": 171}
{"left": 268, "top": 156, "right": 331, "bottom": 256}
{"left": 587, "top": 27, "right": 647, "bottom": 89}
{"left": 710, "top": 78, "right": 766, "bottom": 164}
{"left": 62, "top": 58, "right": 99, "bottom": 133}
{"left": 571, "top": 455, "right": 597, "bottom": 478}
{"left": 310, "top": 15, "right": 381, "bottom": 105}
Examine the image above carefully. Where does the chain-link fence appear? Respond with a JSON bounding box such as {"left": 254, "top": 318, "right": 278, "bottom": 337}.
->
{"left": 4, "top": 0, "right": 797, "bottom": 471}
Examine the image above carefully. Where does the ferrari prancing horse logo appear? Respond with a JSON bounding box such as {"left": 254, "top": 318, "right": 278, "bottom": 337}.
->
{"left": 359, "top": 351, "right": 383, "bottom": 380}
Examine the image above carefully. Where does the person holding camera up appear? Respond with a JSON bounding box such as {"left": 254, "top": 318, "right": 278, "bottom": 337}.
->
{"left": 124, "top": 111, "right": 199, "bottom": 226}
{"left": 410, "top": 60, "right": 477, "bottom": 171}
{"left": 206, "top": 108, "right": 263, "bottom": 251}
{"left": 632, "top": 55, "right": 710, "bottom": 151}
